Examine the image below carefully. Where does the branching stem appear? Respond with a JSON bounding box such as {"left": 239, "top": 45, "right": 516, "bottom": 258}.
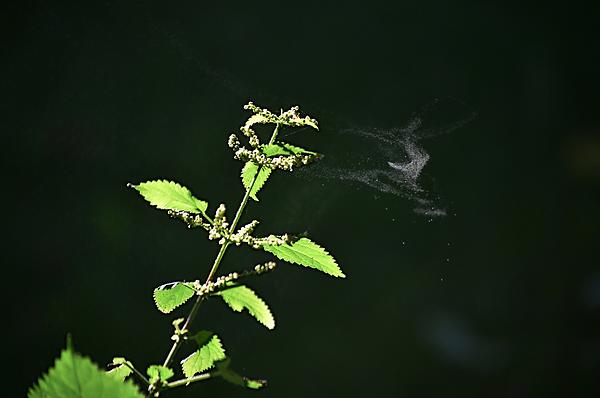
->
{"left": 151, "top": 123, "right": 281, "bottom": 396}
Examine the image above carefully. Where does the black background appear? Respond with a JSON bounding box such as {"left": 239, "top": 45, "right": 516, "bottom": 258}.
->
{"left": 5, "top": 1, "right": 600, "bottom": 397}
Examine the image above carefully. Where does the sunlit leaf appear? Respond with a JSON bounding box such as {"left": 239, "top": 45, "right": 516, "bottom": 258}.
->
{"left": 181, "top": 333, "right": 226, "bottom": 377}
{"left": 243, "top": 113, "right": 271, "bottom": 129}
{"left": 217, "top": 284, "right": 275, "bottom": 329}
{"left": 28, "top": 347, "right": 143, "bottom": 398}
{"left": 263, "top": 238, "right": 345, "bottom": 278}
{"left": 130, "top": 180, "right": 208, "bottom": 213}
{"left": 146, "top": 365, "right": 174, "bottom": 384}
{"left": 106, "top": 357, "right": 133, "bottom": 382}
{"left": 153, "top": 282, "right": 196, "bottom": 314}
{"left": 241, "top": 162, "right": 271, "bottom": 201}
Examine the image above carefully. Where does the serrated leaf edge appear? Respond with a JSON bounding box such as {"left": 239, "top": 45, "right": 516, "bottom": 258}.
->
{"left": 180, "top": 335, "right": 226, "bottom": 377}
{"left": 130, "top": 179, "right": 208, "bottom": 213}
{"left": 241, "top": 162, "right": 272, "bottom": 202}
{"left": 218, "top": 285, "right": 275, "bottom": 330}
{"left": 152, "top": 282, "right": 196, "bottom": 314}
{"left": 263, "top": 238, "right": 345, "bottom": 278}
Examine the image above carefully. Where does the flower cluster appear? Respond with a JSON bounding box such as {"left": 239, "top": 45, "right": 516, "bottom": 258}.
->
{"left": 188, "top": 261, "right": 278, "bottom": 299}
{"left": 191, "top": 271, "right": 240, "bottom": 297}
{"left": 209, "top": 204, "right": 229, "bottom": 242}
{"left": 244, "top": 233, "right": 292, "bottom": 248}
{"left": 251, "top": 261, "right": 277, "bottom": 274}
{"left": 168, "top": 209, "right": 293, "bottom": 249}
{"left": 244, "top": 102, "right": 318, "bottom": 130}
{"left": 167, "top": 210, "right": 212, "bottom": 231}
{"left": 171, "top": 318, "right": 188, "bottom": 342}
{"left": 228, "top": 134, "right": 321, "bottom": 171}
{"left": 227, "top": 102, "right": 322, "bottom": 172}
{"left": 230, "top": 220, "right": 259, "bottom": 244}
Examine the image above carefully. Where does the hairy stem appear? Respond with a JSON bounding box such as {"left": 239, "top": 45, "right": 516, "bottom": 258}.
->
{"left": 152, "top": 123, "right": 281, "bottom": 395}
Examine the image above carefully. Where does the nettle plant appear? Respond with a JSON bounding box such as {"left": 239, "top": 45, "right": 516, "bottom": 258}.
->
{"left": 29, "top": 102, "right": 345, "bottom": 398}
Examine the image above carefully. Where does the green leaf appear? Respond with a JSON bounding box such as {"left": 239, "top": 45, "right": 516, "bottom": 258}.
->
{"left": 217, "top": 284, "right": 275, "bottom": 329}
{"left": 146, "top": 365, "right": 174, "bottom": 384}
{"left": 130, "top": 180, "right": 208, "bottom": 213}
{"left": 106, "top": 358, "right": 133, "bottom": 382}
{"left": 281, "top": 142, "right": 317, "bottom": 155}
{"left": 216, "top": 359, "right": 267, "bottom": 390}
{"left": 28, "top": 347, "right": 143, "bottom": 398}
{"left": 181, "top": 333, "right": 226, "bottom": 377}
{"left": 261, "top": 144, "right": 291, "bottom": 157}
{"left": 262, "top": 143, "right": 316, "bottom": 157}
{"left": 241, "top": 161, "right": 272, "bottom": 201}
{"left": 304, "top": 119, "right": 318, "bottom": 130}
{"left": 243, "top": 113, "right": 271, "bottom": 129}
{"left": 153, "top": 282, "right": 196, "bottom": 314}
{"left": 263, "top": 238, "right": 345, "bottom": 278}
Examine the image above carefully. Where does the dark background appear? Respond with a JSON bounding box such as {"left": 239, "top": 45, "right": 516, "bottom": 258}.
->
{"left": 5, "top": 1, "right": 600, "bottom": 397}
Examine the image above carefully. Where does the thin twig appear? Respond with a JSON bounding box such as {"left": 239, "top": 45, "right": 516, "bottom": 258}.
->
{"left": 124, "top": 362, "right": 150, "bottom": 386}
{"left": 166, "top": 372, "right": 214, "bottom": 389}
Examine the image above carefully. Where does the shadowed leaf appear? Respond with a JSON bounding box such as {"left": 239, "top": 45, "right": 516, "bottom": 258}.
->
{"left": 216, "top": 359, "right": 267, "bottom": 390}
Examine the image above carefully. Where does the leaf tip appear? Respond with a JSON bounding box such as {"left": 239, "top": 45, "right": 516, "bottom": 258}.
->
{"left": 245, "top": 377, "right": 268, "bottom": 389}
{"left": 66, "top": 333, "right": 74, "bottom": 351}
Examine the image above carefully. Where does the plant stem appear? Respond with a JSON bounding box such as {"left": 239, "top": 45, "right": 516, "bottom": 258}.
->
{"left": 160, "top": 240, "right": 228, "bottom": 369}
{"left": 166, "top": 373, "right": 213, "bottom": 389}
{"left": 153, "top": 123, "right": 281, "bottom": 393}
{"left": 268, "top": 123, "right": 280, "bottom": 145}
{"left": 204, "top": 122, "right": 279, "bottom": 282}
{"left": 125, "top": 363, "right": 150, "bottom": 386}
